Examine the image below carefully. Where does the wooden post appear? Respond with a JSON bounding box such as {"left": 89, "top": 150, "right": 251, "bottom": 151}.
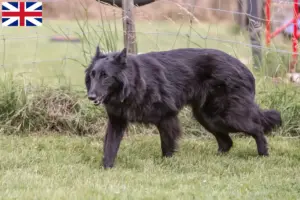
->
{"left": 97, "top": 0, "right": 155, "bottom": 7}
{"left": 122, "top": 0, "right": 137, "bottom": 54}
{"left": 187, "top": 0, "right": 197, "bottom": 48}
{"left": 235, "top": 0, "right": 247, "bottom": 29}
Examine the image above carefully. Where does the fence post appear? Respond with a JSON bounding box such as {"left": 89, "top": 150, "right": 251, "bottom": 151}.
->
{"left": 235, "top": 0, "right": 247, "bottom": 29}
{"left": 290, "top": 0, "right": 299, "bottom": 73}
{"left": 265, "top": 0, "right": 271, "bottom": 46}
{"left": 187, "top": 0, "right": 197, "bottom": 48}
{"left": 247, "top": 0, "right": 263, "bottom": 69}
{"left": 122, "top": 0, "right": 138, "bottom": 54}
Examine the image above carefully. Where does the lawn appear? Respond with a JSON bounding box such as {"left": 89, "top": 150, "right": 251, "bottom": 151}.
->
{"left": 0, "top": 19, "right": 262, "bottom": 86}
{"left": 1, "top": 134, "right": 300, "bottom": 199}
{"left": 0, "top": 19, "right": 296, "bottom": 85}
{"left": 0, "top": 19, "right": 300, "bottom": 199}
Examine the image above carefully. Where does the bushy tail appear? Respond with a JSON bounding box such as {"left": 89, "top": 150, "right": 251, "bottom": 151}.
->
{"left": 260, "top": 109, "right": 282, "bottom": 134}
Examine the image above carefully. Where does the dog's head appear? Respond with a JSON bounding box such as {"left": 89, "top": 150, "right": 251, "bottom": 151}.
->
{"left": 85, "top": 46, "right": 131, "bottom": 105}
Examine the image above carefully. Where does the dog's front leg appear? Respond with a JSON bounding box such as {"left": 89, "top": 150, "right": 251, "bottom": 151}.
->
{"left": 157, "top": 116, "right": 182, "bottom": 157}
{"left": 102, "top": 115, "right": 128, "bottom": 169}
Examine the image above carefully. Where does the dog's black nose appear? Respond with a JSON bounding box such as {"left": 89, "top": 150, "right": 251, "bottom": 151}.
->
{"left": 88, "top": 94, "right": 96, "bottom": 101}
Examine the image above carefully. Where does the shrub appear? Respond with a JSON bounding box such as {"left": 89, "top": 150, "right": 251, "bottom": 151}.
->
{"left": 0, "top": 75, "right": 107, "bottom": 135}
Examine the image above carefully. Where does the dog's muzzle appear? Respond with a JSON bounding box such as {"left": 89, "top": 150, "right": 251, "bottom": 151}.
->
{"left": 92, "top": 95, "right": 106, "bottom": 106}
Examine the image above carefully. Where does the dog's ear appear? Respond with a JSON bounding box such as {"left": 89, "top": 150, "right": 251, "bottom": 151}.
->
{"left": 120, "top": 83, "right": 130, "bottom": 103}
{"left": 95, "top": 46, "right": 101, "bottom": 58}
{"left": 84, "top": 46, "right": 104, "bottom": 92}
{"left": 95, "top": 46, "right": 106, "bottom": 59}
{"left": 115, "top": 48, "right": 127, "bottom": 65}
{"left": 87, "top": 46, "right": 105, "bottom": 72}
{"left": 118, "top": 72, "right": 131, "bottom": 102}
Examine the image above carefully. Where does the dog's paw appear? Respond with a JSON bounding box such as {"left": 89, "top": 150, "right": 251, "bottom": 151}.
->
{"left": 258, "top": 153, "right": 269, "bottom": 157}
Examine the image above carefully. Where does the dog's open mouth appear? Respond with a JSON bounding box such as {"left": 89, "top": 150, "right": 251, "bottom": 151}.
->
{"left": 93, "top": 95, "right": 106, "bottom": 106}
{"left": 93, "top": 100, "right": 101, "bottom": 106}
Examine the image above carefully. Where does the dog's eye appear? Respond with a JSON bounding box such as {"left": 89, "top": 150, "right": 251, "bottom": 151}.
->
{"left": 100, "top": 71, "right": 107, "bottom": 78}
{"left": 91, "top": 70, "right": 96, "bottom": 78}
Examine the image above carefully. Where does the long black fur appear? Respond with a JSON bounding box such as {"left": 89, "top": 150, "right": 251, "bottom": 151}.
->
{"left": 85, "top": 47, "right": 282, "bottom": 168}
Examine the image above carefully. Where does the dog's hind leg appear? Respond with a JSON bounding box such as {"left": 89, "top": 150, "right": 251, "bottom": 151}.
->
{"left": 245, "top": 127, "right": 268, "bottom": 156}
{"left": 213, "top": 133, "right": 233, "bottom": 153}
{"left": 203, "top": 130, "right": 233, "bottom": 154}
{"left": 191, "top": 106, "right": 233, "bottom": 153}
{"left": 226, "top": 112, "right": 269, "bottom": 156}
{"left": 102, "top": 115, "right": 128, "bottom": 169}
{"left": 156, "top": 116, "right": 182, "bottom": 157}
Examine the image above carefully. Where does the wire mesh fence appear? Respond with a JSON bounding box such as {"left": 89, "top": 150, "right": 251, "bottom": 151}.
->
{"left": 0, "top": 0, "right": 299, "bottom": 84}
{"left": 0, "top": 0, "right": 300, "bottom": 137}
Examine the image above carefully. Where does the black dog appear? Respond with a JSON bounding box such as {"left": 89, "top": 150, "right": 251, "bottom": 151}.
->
{"left": 85, "top": 47, "right": 282, "bottom": 168}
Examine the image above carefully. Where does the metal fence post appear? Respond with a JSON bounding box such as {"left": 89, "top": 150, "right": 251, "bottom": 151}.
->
{"left": 247, "top": 0, "right": 263, "bottom": 69}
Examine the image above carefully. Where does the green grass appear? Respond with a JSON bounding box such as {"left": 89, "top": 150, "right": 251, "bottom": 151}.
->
{"left": 1, "top": 18, "right": 300, "bottom": 199}
{"left": 1, "top": 133, "right": 300, "bottom": 199}
{"left": 0, "top": 19, "right": 298, "bottom": 85}
{"left": 0, "top": 19, "right": 300, "bottom": 136}
{"left": 0, "top": 19, "right": 264, "bottom": 86}
{"left": 0, "top": 19, "right": 299, "bottom": 136}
